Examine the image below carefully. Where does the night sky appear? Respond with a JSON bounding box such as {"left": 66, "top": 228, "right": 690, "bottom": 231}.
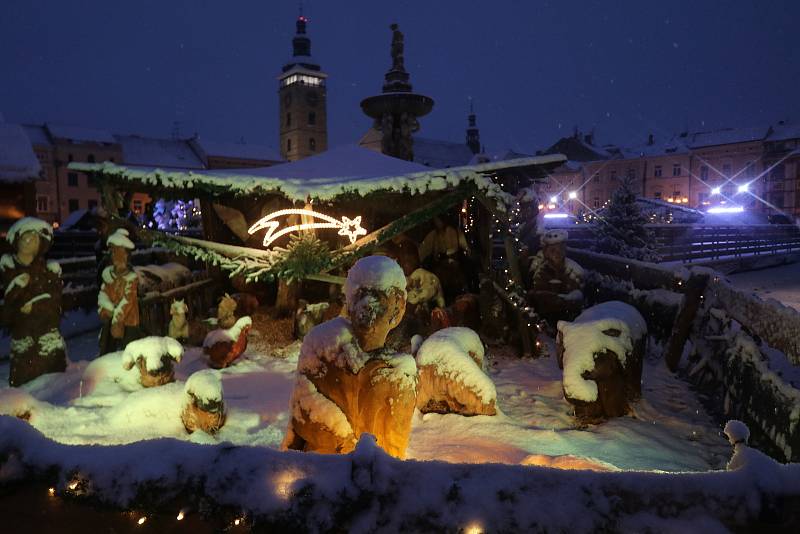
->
{"left": 2, "top": 0, "right": 798, "bottom": 154}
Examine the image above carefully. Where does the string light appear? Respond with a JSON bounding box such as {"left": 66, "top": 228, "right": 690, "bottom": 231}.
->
{"left": 137, "top": 516, "right": 147, "bottom": 525}
{"left": 48, "top": 487, "right": 55, "bottom": 496}
{"left": 177, "top": 510, "right": 185, "bottom": 521}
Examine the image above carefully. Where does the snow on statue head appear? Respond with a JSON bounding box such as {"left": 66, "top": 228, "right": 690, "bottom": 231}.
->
{"left": 107, "top": 228, "right": 135, "bottom": 273}
{"left": 7, "top": 217, "right": 53, "bottom": 262}
{"left": 344, "top": 255, "right": 407, "bottom": 351}
{"left": 540, "top": 229, "right": 568, "bottom": 269}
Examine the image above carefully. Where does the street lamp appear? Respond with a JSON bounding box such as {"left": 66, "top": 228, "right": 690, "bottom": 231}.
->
{"left": 568, "top": 191, "right": 577, "bottom": 199}
{"left": 711, "top": 187, "right": 721, "bottom": 195}
{"left": 737, "top": 183, "right": 749, "bottom": 194}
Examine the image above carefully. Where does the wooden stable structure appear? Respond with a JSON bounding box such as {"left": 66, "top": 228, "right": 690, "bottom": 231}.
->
{"left": 73, "top": 146, "right": 565, "bottom": 355}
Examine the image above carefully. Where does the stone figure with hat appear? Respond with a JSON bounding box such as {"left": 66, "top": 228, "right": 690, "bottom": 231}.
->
{"left": 1, "top": 217, "right": 67, "bottom": 386}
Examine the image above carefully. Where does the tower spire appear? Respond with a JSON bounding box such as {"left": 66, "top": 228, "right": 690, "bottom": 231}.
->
{"left": 466, "top": 99, "right": 480, "bottom": 154}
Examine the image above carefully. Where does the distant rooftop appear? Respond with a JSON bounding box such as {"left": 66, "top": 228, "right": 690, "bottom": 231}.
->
{"left": 0, "top": 122, "right": 41, "bottom": 182}
{"left": 46, "top": 123, "right": 116, "bottom": 144}
{"left": 116, "top": 134, "right": 205, "bottom": 169}
{"left": 197, "top": 139, "right": 282, "bottom": 163}
{"left": 413, "top": 137, "right": 475, "bottom": 168}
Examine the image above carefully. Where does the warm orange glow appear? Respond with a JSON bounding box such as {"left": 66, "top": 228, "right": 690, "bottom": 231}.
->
{"left": 464, "top": 522, "right": 484, "bottom": 534}
{"left": 137, "top": 516, "right": 147, "bottom": 525}
{"left": 48, "top": 487, "right": 55, "bottom": 496}
{"left": 273, "top": 469, "right": 304, "bottom": 499}
{"left": 521, "top": 453, "right": 616, "bottom": 471}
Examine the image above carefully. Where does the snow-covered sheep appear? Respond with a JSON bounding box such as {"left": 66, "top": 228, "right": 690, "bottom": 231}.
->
{"left": 415, "top": 327, "right": 497, "bottom": 416}
{"left": 181, "top": 370, "right": 226, "bottom": 435}
{"left": 122, "top": 336, "right": 184, "bottom": 387}
{"left": 556, "top": 301, "right": 646, "bottom": 423}
{"left": 203, "top": 316, "right": 252, "bottom": 369}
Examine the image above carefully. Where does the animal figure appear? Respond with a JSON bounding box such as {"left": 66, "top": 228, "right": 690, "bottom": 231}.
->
{"left": 168, "top": 299, "right": 189, "bottom": 340}
{"left": 430, "top": 294, "right": 481, "bottom": 333}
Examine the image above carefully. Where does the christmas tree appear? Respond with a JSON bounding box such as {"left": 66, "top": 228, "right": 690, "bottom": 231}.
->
{"left": 591, "top": 177, "right": 660, "bottom": 262}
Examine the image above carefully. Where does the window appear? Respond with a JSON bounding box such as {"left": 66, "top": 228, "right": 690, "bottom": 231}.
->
{"left": 67, "top": 172, "right": 79, "bottom": 187}
{"left": 309, "top": 138, "right": 316, "bottom": 151}
{"left": 609, "top": 170, "right": 617, "bottom": 181}
{"left": 672, "top": 163, "right": 681, "bottom": 176}
{"left": 770, "top": 163, "right": 786, "bottom": 182}
{"left": 769, "top": 191, "right": 785, "bottom": 208}
{"left": 593, "top": 173, "right": 599, "bottom": 183}
{"left": 88, "top": 199, "right": 98, "bottom": 211}
{"left": 286, "top": 113, "right": 292, "bottom": 127}
{"left": 87, "top": 154, "right": 95, "bottom": 163}
{"left": 700, "top": 166, "right": 708, "bottom": 180}
{"left": 67, "top": 153, "right": 74, "bottom": 163}
{"left": 287, "top": 138, "right": 292, "bottom": 152}
{"left": 308, "top": 112, "right": 316, "bottom": 125}
{"left": 627, "top": 168, "right": 635, "bottom": 180}
{"left": 654, "top": 191, "right": 662, "bottom": 199}
{"left": 36, "top": 196, "right": 49, "bottom": 212}
{"left": 673, "top": 189, "right": 681, "bottom": 199}
{"left": 654, "top": 165, "right": 662, "bottom": 177}
{"left": 722, "top": 163, "right": 731, "bottom": 176}
{"left": 593, "top": 196, "right": 600, "bottom": 208}
{"left": 68, "top": 199, "right": 79, "bottom": 213}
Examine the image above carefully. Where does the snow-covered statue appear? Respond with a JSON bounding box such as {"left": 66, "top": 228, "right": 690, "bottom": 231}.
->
{"left": 528, "top": 229, "right": 584, "bottom": 326}
{"left": 122, "top": 336, "right": 183, "bottom": 387}
{"left": 98, "top": 229, "right": 140, "bottom": 355}
{"left": 415, "top": 327, "right": 497, "bottom": 416}
{"left": 556, "top": 302, "right": 646, "bottom": 423}
{"left": 283, "top": 255, "right": 418, "bottom": 458}
{"left": 204, "top": 294, "right": 251, "bottom": 369}
{"left": 294, "top": 300, "right": 330, "bottom": 340}
{"left": 1, "top": 217, "right": 67, "bottom": 386}
{"left": 181, "top": 370, "right": 226, "bottom": 435}
{"left": 168, "top": 299, "right": 189, "bottom": 341}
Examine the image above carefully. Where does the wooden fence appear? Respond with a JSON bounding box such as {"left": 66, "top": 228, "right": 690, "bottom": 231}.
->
{"left": 561, "top": 224, "right": 800, "bottom": 263}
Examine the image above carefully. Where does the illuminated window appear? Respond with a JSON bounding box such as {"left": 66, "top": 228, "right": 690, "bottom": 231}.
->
{"left": 281, "top": 74, "right": 323, "bottom": 87}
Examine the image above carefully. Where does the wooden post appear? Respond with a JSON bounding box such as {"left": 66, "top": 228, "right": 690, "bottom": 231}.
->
{"left": 664, "top": 272, "right": 710, "bottom": 371}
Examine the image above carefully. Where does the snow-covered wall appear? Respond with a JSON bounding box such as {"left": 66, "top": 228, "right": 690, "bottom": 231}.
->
{"left": 0, "top": 417, "right": 798, "bottom": 531}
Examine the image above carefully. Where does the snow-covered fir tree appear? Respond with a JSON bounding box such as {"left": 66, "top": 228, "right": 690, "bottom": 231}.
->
{"left": 591, "top": 177, "right": 660, "bottom": 262}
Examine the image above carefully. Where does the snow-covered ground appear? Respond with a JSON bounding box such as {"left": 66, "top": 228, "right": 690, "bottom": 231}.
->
{"left": 0, "top": 325, "right": 731, "bottom": 472}
{"left": 727, "top": 260, "right": 800, "bottom": 311}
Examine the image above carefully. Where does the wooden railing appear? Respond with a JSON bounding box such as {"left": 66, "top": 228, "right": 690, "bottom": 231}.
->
{"left": 561, "top": 224, "right": 800, "bottom": 263}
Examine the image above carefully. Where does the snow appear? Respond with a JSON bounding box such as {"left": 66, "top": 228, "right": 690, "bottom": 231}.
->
{"left": 69, "top": 148, "right": 564, "bottom": 205}
{"left": 344, "top": 255, "right": 407, "bottom": 308}
{"left": 0, "top": 122, "right": 41, "bottom": 181}
{"left": 727, "top": 261, "right": 800, "bottom": 312}
{"left": 202, "top": 316, "right": 252, "bottom": 348}
{"left": 46, "top": 123, "right": 115, "bottom": 144}
{"left": 122, "top": 336, "right": 184, "bottom": 372}
{"left": 6, "top": 217, "right": 53, "bottom": 245}
{"left": 297, "top": 317, "right": 365, "bottom": 376}
{"left": 412, "top": 136, "right": 475, "bottom": 168}
{"left": 106, "top": 228, "right": 135, "bottom": 249}
{"left": 197, "top": 138, "right": 282, "bottom": 162}
{"left": 541, "top": 229, "right": 568, "bottom": 245}
{"left": 184, "top": 370, "right": 223, "bottom": 404}
{"left": 557, "top": 302, "right": 646, "bottom": 402}
{"left": 116, "top": 134, "right": 205, "bottom": 169}
{"left": 416, "top": 328, "right": 495, "bottom": 403}
{"left": 724, "top": 420, "right": 750, "bottom": 445}
{"left": 289, "top": 374, "right": 354, "bottom": 439}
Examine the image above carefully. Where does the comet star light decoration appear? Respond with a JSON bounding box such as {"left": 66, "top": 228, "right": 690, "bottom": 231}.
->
{"left": 247, "top": 208, "right": 368, "bottom": 247}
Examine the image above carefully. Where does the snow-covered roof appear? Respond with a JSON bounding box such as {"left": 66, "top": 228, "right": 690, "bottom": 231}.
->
{"left": 22, "top": 124, "right": 52, "bottom": 147}
{"left": 46, "top": 123, "right": 116, "bottom": 144}
{"left": 687, "top": 126, "right": 767, "bottom": 148}
{"left": 413, "top": 137, "right": 476, "bottom": 168}
{"left": 70, "top": 144, "right": 566, "bottom": 202}
{"left": 0, "top": 122, "right": 41, "bottom": 182}
{"left": 470, "top": 149, "right": 533, "bottom": 165}
{"left": 767, "top": 120, "right": 800, "bottom": 142}
{"left": 197, "top": 139, "right": 282, "bottom": 162}
{"left": 116, "top": 134, "right": 205, "bottom": 169}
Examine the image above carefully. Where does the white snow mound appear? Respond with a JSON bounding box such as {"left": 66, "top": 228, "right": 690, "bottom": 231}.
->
{"left": 122, "top": 336, "right": 184, "bottom": 372}
{"left": 557, "top": 301, "right": 646, "bottom": 402}
{"left": 185, "top": 370, "right": 223, "bottom": 403}
{"left": 416, "top": 327, "right": 495, "bottom": 403}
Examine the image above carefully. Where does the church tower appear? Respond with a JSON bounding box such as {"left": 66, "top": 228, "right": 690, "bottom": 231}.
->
{"left": 278, "top": 14, "right": 328, "bottom": 161}
{"left": 466, "top": 103, "right": 481, "bottom": 154}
